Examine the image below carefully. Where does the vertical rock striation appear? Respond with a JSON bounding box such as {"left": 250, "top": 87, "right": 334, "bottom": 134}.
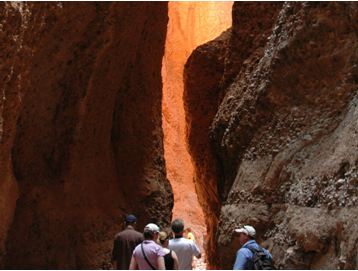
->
{"left": 162, "top": 1, "right": 232, "bottom": 251}
{"left": 184, "top": 29, "right": 231, "bottom": 266}
{"left": 0, "top": 2, "right": 172, "bottom": 268}
{"left": 185, "top": 2, "right": 357, "bottom": 269}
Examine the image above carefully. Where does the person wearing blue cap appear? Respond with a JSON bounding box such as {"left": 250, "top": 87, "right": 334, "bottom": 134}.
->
{"left": 111, "top": 214, "right": 144, "bottom": 269}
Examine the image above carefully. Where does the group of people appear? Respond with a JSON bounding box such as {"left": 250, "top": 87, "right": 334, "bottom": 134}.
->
{"left": 111, "top": 214, "right": 272, "bottom": 270}
{"left": 111, "top": 215, "right": 201, "bottom": 270}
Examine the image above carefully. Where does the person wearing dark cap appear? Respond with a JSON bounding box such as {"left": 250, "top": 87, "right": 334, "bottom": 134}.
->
{"left": 111, "top": 214, "right": 144, "bottom": 269}
{"left": 233, "top": 225, "right": 272, "bottom": 270}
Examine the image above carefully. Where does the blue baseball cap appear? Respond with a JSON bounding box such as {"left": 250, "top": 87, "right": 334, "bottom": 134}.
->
{"left": 125, "top": 214, "right": 137, "bottom": 223}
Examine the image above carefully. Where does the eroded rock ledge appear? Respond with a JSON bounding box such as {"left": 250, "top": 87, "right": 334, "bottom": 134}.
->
{"left": 0, "top": 2, "right": 172, "bottom": 268}
{"left": 185, "top": 2, "right": 357, "bottom": 269}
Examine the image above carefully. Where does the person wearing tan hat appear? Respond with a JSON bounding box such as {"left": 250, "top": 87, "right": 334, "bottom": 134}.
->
{"left": 233, "top": 225, "right": 272, "bottom": 270}
{"left": 159, "top": 231, "right": 179, "bottom": 270}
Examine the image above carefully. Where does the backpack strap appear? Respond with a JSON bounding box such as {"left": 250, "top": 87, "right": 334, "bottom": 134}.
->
{"left": 141, "top": 243, "right": 156, "bottom": 270}
{"left": 247, "top": 246, "right": 274, "bottom": 270}
{"left": 247, "top": 246, "right": 260, "bottom": 254}
{"left": 246, "top": 247, "right": 259, "bottom": 268}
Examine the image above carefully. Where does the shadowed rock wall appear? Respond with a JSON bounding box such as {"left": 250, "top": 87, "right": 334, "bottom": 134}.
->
{"left": 0, "top": 2, "right": 172, "bottom": 268}
{"left": 185, "top": 2, "right": 357, "bottom": 269}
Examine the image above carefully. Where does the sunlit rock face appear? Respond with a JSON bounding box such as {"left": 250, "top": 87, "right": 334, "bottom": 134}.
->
{"left": 162, "top": 1, "right": 232, "bottom": 250}
{"left": 0, "top": 2, "right": 172, "bottom": 268}
{"left": 185, "top": 2, "right": 357, "bottom": 269}
{"left": 184, "top": 29, "right": 231, "bottom": 267}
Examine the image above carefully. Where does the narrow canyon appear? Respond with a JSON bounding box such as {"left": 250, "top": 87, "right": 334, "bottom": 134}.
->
{"left": 0, "top": 2, "right": 357, "bottom": 270}
{"left": 162, "top": 1, "right": 232, "bottom": 256}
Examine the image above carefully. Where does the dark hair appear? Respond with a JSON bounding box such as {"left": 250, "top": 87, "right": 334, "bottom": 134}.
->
{"left": 143, "top": 229, "right": 155, "bottom": 240}
{"left": 125, "top": 221, "right": 136, "bottom": 227}
{"left": 171, "top": 219, "right": 184, "bottom": 234}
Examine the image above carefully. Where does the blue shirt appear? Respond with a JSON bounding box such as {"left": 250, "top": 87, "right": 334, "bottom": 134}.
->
{"left": 233, "top": 240, "right": 272, "bottom": 270}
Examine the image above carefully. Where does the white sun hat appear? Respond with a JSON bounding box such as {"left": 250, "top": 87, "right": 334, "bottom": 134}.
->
{"left": 234, "top": 225, "right": 256, "bottom": 237}
{"left": 144, "top": 223, "right": 160, "bottom": 233}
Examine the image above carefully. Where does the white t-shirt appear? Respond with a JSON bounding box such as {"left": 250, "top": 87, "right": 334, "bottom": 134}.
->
{"left": 169, "top": 237, "right": 201, "bottom": 270}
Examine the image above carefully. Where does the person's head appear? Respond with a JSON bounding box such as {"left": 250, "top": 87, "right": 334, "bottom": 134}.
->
{"left": 143, "top": 223, "right": 160, "bottom": 241}
{"left": 234, "top": 225, "right": 256, "bottom": 246}
{"left": 124, "top": 214, "right": 137, "bottom": 227}
{"left": 171, "top": 219, "right": 184, "bottom": 237}
{"left": 158, "top": 231, "right": 170, "bottom": 248}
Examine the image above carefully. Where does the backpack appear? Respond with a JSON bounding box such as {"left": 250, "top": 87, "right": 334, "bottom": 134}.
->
{"left": 247, "top": 246, "right": 275, "bottom": 270}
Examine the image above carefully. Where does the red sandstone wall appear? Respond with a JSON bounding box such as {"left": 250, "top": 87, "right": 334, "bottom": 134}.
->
{"left": 184, "top": 29, "right": 231, "bottom": 266}
{"left": 0, "top": 2, "right": 172, "bottom": 268}
{"left": 162, "top": 1, "right": 232, "bottom": 251}
{"left": 185, "top": 2, "right": 357, "bottom": 269}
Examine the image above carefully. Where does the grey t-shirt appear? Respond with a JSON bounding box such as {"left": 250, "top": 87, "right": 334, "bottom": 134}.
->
{"left": 169, "top": 237, "right": 200, "bottom": 270}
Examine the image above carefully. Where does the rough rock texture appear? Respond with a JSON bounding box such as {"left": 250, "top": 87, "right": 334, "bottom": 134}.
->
{"left": 185, "top": 2, "right": 357, "bottom": 269}
{"left": 162, "top": 1, "right": 232, "bottom": 251}
{"left": 184, "top": 29, "right": 231, "bottom": 264}
{"left": 0, "top": 2, "right": 172, "bottom": 269}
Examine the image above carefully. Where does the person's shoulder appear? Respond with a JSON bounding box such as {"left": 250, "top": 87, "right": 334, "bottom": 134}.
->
{"left": 115, "top": 229, "right": 130, "bottom": 239}
{"left": 114, "top": 231, "right": 124, "bottom": 239}
{"left": 133, "top": 230, "right": 144, "bottom": 237}
{"left": 151, "top": 241, "right": 163, "bottom": 249}
{"left": 186, "top": 238, "right": 197, "bottom": 247}
{"left": 153, "top": 242, "right": 165, "bottom": 255}
{"left": 134, "top": 242, "right": 141, "bottom": 249}
{"left": 132, "top": 243, "right": 142, "bottom": 254}
{"left": 169, "top": 238, "right": 183, "bottom": 247}
{"left": 155, "top": 242, "right": 164, "bottom": 250}
{"left": 170, "top": 249, "right": 177, "bottom": 256}
{"left": 122, "top": 228, "right": 142, "bottom": 237}
{"left": 238, "top": 247, "right": 253, "bottom": 257}
{"left": 117, "top": 228, "right": 130, "bottom": 235}
{"left": 177, "top": 238, "right": 198, "bottom": 250}
{"left": 262, "top": 247, "right": 272, "bottom": 259}
{"left": 169, "top": 238, "right": 180, "bottom": 244}
{"left": 180, "top": 237, "right": 193, "bottom": 244}
{"left": 174, "top": 238, "right": 192, "bottom": 246}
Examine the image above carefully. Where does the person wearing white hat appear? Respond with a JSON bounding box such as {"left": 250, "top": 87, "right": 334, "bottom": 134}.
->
{"left": 130, "top": 223, "right": 165, "bottom": 270}
{"left": 233, "top": 225, "right": 272, "bottom": 270}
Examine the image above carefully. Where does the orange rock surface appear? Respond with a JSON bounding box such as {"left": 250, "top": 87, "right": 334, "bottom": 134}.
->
{"left": 162, "top": 2, "right": 232, "bottom": 249}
